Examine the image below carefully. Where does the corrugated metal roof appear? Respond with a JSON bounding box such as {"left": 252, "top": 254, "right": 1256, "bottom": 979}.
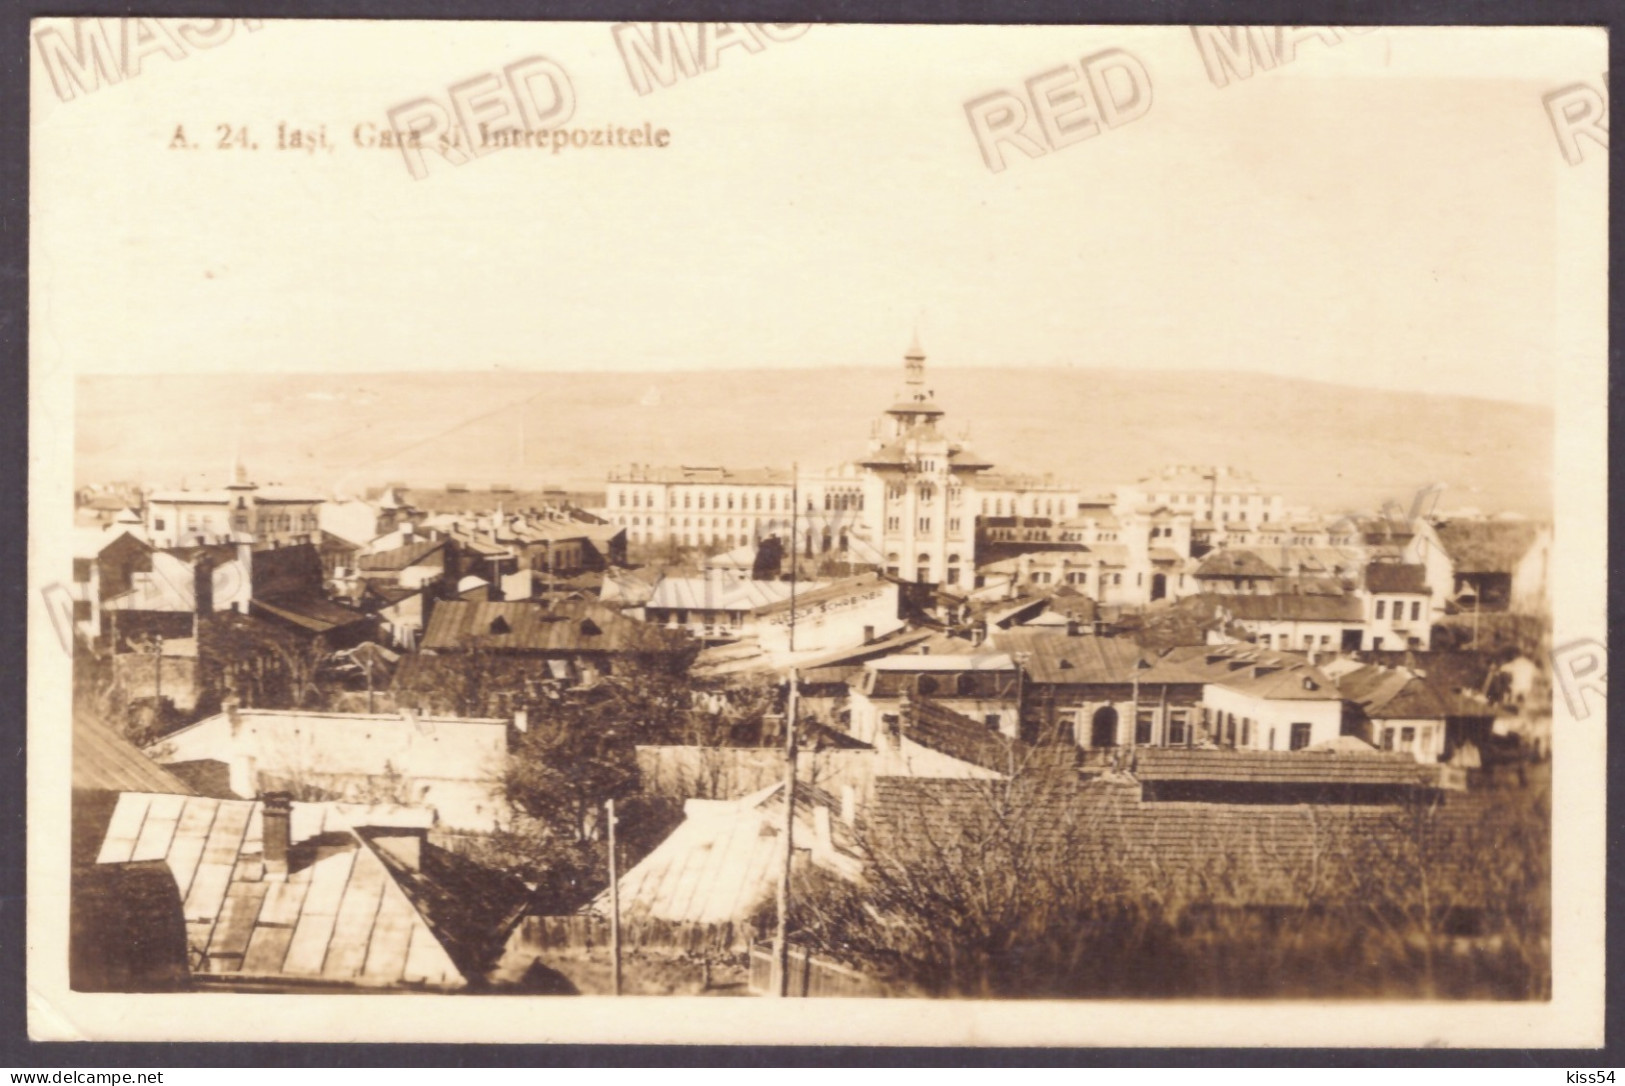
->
{"left": 95, "top": 794, "right": 483, "bottom": 989}
{"left": 648, "top": 576, "right": 794, "bottom": 613}
{"left": 420, "top": 599, "right": 687, "bottom": 655}
{"left": 358, "top": 539, "right": 446, "bottom": 571}
{"left": 869, "top": 653, "right": 1014, "bottom": 672}
{"left": 74, "top": 715, "right": 197, "bottom": 796}
{"left": 588, "top": 783, "right": 859, "bottom": 925}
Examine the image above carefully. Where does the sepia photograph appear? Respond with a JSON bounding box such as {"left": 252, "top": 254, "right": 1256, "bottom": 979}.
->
{"left": 27, "top": 19, "right": 1607, "bottom": 1048}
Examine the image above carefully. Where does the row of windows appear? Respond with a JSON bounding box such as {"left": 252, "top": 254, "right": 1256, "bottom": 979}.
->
{"left": 619, "top": 489, "right": 791, "bottom": 512}
{"left": 1374, "top": 599, "right": 1424, "bottom": 622}
{"left": 979, "top": 497, "right": 1070, "bottom": 517}
{"left": 1206, "top": 708, "right": 1313, "bottom": 751}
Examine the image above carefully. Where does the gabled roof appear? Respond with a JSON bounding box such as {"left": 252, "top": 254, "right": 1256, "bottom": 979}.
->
{"left": 1364, "top": 563, "right": 1430, "bottom": 594}
{"left": 1334, "top": 664, "right": 1496, "bottom": 720}
{"left": 586, "top": 782, "right": 860, "bottom": 926}
{"left": 420, "top": 599, "right": 687, "bottom": 655}
{"left": 94, "top": 794, "right": 489, "bottom": 988}
{"left": 1195, "top": 550, "right": 1279, "bottom": 579}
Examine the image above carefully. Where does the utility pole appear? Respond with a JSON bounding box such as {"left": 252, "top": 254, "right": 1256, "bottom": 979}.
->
{"left": 789, "top": 463, "right": 798, "bottom": 653}
{"left": 153, "top": 634, "right": 164, "bottom": 706}
{"left": 771, "top": 668, "right": 800, "bottom": 997}
{"left": 606, "top": 797, "right": 621, "bottom": 996}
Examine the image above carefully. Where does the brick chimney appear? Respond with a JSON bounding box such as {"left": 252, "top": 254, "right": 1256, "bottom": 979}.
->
{"left": 262, "top": 791, "right": 292, "bottom": 882}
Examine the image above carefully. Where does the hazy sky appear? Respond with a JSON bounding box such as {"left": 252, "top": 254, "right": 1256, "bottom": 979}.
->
{"left": 32, "top": 23, "right": 1602, "bottom": 405}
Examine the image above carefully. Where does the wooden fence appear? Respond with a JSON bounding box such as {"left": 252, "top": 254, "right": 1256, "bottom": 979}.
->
{"left": 512, "top": 914, "right": 753, "bottom": 954}
{"left": 746, "top": 943, "right": 897, "bottom": 998}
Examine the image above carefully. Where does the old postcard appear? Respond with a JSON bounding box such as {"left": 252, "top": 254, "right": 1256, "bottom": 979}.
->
{"left": 28, "top": 20, "right": 1607, "bottom": 1046}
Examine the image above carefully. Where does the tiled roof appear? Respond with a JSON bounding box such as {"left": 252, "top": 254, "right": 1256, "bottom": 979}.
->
{"left": 1131, "top": 747, "right": 1431, "bottom": 786}
{"left": 359, "top": 539, "right": 446, "bottom": 572}
{"left": 94, "top": 794, "right": 491, "bottom": 988}
{"left": 1364, "top": 563, "right": 1430, "bottom": 594}
{"left": 1195, "top": 550, "right": 1279, "bottom": 579}
{"left": 1334, "top": 664, "right": 1495, "bottom": 720}
{"left": 420, "top": 599, "right": 688, "bottom": 655}
{"left": 74, "top": 715, "right": 197, "bottom": 796}
{"left": 864, "top": 775, "right": 1493, "bottom": 908}
{"left": 1216, "top": 594, "right": 1364, "bottom": 623}
{"left": 1134, "top": 643, "right": 1340, "bottom": 697}
{"left": 991, "top": 631, "right": 1151, "bottom": 685}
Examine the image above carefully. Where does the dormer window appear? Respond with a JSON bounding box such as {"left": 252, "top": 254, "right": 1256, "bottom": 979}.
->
{"left": 489, "top": 616, "right": 512, "bottom": 635}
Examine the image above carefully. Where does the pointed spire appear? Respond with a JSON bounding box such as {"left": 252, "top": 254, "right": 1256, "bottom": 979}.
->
{"left": 906, "top": 323, "right": 925, "bottom": 361}
{"left": 229, "top": 429, "right": 250, "bottom": 488}
{"left": 903, "top": 326, "right": 926, "bottom": 390}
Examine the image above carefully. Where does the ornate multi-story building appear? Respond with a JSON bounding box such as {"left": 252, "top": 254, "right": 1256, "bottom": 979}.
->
{"left": 857, "top": 335, "right": 990, "bottom": 585}
{"left": 604, "top": 336, "right": 996, "bottom": 584}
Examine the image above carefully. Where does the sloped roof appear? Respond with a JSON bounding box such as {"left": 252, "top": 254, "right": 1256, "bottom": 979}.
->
{"left": 1364, "top": 563, "right": 1430, "bottom": 594}
{"left": 1433, "top": 519, "right": 1543, "bottom": 575}
{"left": 420, "top": 599, "right": 687, "bottom": 655}
{"left": 904, "top": 698, "right": 1070, "bottom": 776}
{"left": 74, "top": 715, "right": 197, "bottom": 796}
{"left": 1217, "top": 594, "right": 1364, "bottom": 623}
{"left": 251, "top": 595, "right": 374, "bottom": 634}
{"left": 586, "top": 782, "right": 860, "bottom": 926}
{"left": 864, "top": 776, "right": 1493, "bottom": 908}
{"left": 647, "top": 576, "right": 794, "bottom": 613}
{"left": 991, "top": 630, "right": 1151, "bottom": 685}
{"left": 1195, "top": 550, "right": 1279, "bottom": 579}
{"left": 359, "top": 539, "right": 446, "bottom": 571}
{"left": 1136, "top": 643, "right": 1340, "bottom": 698}
{"left": 1335, "top": 664, "right": 1497, "bottom": 720}
{"left": 752, "top": 573, "right": 892, "bottom": 616}
{"left": 94, "top": 794, "right": 476, "bottom": 988}
{"left": 1131, "top": 747, "right": 1431, "bottom": 787}
{"left": 859, "top": 436, "right": 993, "bottom": 472}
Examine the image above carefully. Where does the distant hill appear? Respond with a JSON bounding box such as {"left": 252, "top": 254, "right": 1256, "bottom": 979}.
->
{"left": 76, "top": 368, "right": 1552, "bottom": 517}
